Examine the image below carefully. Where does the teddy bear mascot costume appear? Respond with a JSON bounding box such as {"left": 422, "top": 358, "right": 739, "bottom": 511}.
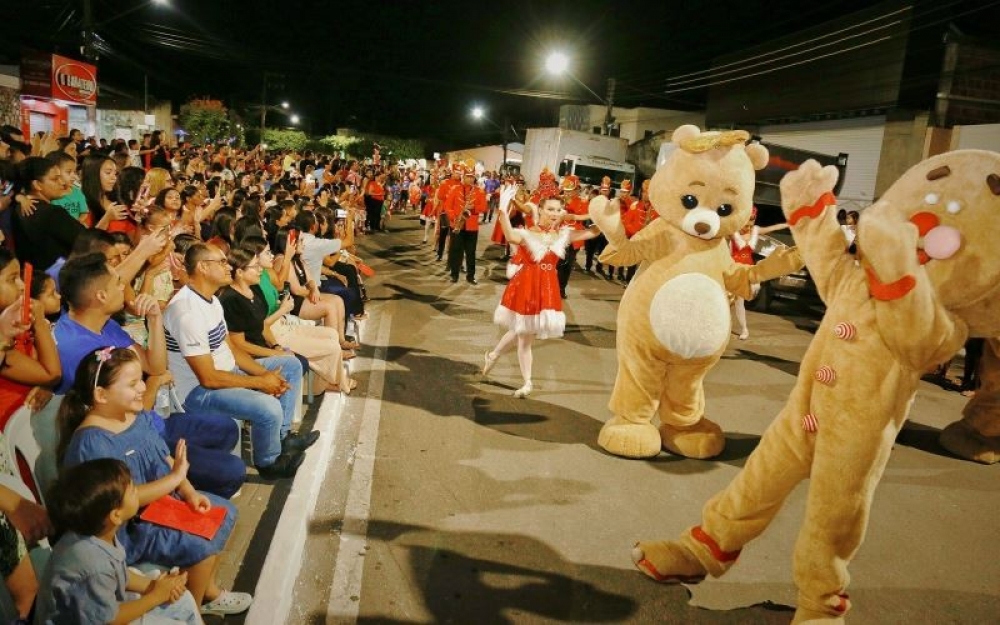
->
{"left": 588, "top": 124, "right": 803, "bottom": 460}
{"left": 630, "top": 149, "right": 1000, "bottom": 623}
{"left": 940, "top": 336, "right": 1000, "bottom": 463}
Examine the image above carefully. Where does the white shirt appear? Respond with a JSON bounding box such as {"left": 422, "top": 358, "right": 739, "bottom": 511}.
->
{"left": 163, "top": 285, "right": 237, "bottom": 402}
{"left": 300, "top": 232, "right": 342, "bottom": 284}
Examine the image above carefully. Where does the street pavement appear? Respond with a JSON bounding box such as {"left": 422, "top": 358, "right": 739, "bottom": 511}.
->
{"left": 234, "top": 214, "right": 999, "bottom": 624}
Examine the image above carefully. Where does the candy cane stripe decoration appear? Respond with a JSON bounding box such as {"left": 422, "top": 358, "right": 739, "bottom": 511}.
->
{"left": 802, "top": 413, "right": 819, "bottom": 433}
{"left": 815, "top": 366, "right": 837, "bottom": 385}
{"left": 834, "top": 322, "right": 856, "bottom": 341}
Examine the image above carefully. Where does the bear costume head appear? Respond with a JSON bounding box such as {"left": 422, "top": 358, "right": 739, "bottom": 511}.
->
{"left": 649, "top": 125, "right": 768, "bottom": 242}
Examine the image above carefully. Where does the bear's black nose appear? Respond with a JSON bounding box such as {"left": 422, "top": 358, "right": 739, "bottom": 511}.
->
{"left": 695, "top": 222, "right": 711, "bottom": 234}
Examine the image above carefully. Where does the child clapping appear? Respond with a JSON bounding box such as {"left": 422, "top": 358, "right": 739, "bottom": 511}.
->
{"left": 36, "top": 458, "right": 202, "bottom": 624}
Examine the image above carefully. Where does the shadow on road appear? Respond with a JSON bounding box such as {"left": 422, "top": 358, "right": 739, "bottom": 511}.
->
{"left": 307, "top": 519, "right": 797, "bottom": 625}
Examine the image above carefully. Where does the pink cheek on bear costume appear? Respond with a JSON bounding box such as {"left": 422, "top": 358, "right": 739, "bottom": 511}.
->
{"left": 923, "top": 225, "right": 962, "bottom": 260}
{"left": 910, "top": 211, "right": 962, "bottom": 264}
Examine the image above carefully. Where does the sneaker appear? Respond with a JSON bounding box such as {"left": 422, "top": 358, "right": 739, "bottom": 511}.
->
{"left": 256, "top": 451, "right": 304, "bottom": 480}
{"left": 201, "top": 590, "right": 253, "bottom": 616}
{"left": 282, "top": 430, "right": 320, "bottom": 453}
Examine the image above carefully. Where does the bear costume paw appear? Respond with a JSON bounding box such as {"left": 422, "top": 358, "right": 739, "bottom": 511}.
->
{"left": 631, "top": 541, "right": 707, "bottom": 584}
{"left": 939, "top": 419, "right": 1000, "bottom": 464}
{"left": 598, "top": 416, "right": 662, "bottom": 458}
{"left": 659, "top": 418, "right": 725, "bottom": 459}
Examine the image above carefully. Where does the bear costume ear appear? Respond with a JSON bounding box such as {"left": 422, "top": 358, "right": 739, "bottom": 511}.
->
{"left": 672, "top": 124, "right": 701, "bottom": 145}
{"left": 746, "top": 143, "right": 769, "bottom": 171}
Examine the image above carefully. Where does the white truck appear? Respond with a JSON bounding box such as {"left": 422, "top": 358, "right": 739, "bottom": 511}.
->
{"left": 521, "top": 127, "right": 635, "bottom": 190}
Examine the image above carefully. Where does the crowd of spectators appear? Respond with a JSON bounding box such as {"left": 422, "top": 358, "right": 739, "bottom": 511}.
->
{"left": 0, "top": 124, "right": 392, "bottom": 623}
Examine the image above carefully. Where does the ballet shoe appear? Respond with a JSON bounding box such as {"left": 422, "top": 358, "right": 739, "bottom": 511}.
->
{"left": 513, "top": 381, "right": 533, "bottom": 398}
{"left": 738, "top": 331, "right": 749, "bottom": 340}
{"left": 483, "top": 351, "right": 498, "bottom": 376}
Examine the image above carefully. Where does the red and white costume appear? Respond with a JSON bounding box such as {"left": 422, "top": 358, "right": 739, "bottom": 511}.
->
{"left": 494, "top": 227, "right": 571, "bottom": 339}
{"left": 729, "top": 225, "right": 759, "bottom": 265}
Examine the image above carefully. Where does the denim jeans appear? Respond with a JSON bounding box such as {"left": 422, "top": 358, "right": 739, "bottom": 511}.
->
{"left": 163, "top": 412, "right": 245, "bottom": 498}
{"left": 181, "top": 355, "right": 303, "bottom": 467}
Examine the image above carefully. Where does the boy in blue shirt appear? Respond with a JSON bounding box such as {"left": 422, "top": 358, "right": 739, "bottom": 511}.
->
{"left": 36, "top": 458, "right": 201, "bottom": 624}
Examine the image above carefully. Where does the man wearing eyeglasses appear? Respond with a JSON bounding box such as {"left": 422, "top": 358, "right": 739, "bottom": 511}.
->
{"left": 163, "top": 243, "right": 314, "bottom": 480}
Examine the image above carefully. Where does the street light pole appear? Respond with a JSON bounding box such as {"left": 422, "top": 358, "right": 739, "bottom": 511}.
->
{"left": 604, "top": 77, "right": 616, "bottom": 136}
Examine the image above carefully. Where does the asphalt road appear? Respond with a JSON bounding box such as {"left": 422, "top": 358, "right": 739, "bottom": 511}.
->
{"left": 286, "top": 215, "right": 999, "bottom": 625}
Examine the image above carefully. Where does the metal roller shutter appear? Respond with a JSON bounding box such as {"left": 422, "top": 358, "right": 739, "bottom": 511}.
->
{"left": 759, "top": 117, "right": 886, "bottom": 207}
{"left": 956, "top": 123, "right": 1000, "bottom": 151}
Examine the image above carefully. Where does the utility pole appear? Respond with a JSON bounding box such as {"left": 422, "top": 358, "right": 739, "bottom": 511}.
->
{"left": 502, "top": 115, "right": 510, "bottom": 176}
{"left": 604, "top": 77, "right": 616, "bottom": 136}
{"left": 81, "top": 0, "right": 97, "bottom": 61}
{"left": 259, "top": 72, "right": 268, "bottom": 140}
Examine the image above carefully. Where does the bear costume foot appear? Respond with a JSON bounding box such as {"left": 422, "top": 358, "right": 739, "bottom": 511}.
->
{"left": 939, "top": 419, "right": 1000, "bottom": 464}
{"left": 659, "top": 418, "right": 725, "bottom": 459}
{"left": 598, "top": 417, "right": 661, "bottom": 458}
{"left": 631, "top": 541, "right": 707, "bottom": 584}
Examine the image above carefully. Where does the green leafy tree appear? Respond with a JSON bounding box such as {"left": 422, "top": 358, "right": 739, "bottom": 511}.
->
{"left": 318, "top": 133, "right": 425, "bottom": 160}
{"left": 178, "top": 99, "right": 232, "bottom": 145}
{"left": 261, "top": 129, "right": 308, "bottom": 152}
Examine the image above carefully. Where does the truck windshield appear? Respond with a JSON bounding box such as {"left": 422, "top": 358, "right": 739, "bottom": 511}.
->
{"left": 570, "top": 163, "right": 633, "bottom": 188}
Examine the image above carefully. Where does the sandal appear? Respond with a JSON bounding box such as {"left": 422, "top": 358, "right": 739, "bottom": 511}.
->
{"left": 341, "top": 340, "right": 361, "bottom": 350}
{"left": 201, "top": 590, "right": 253, "bottom": 616}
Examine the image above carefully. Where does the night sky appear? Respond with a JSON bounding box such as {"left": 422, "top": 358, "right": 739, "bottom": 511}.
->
{"left": 5, "top": 0, "right": 999, "bottom": 150}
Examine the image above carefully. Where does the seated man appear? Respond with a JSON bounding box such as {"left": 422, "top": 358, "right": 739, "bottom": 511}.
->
{"left": 53, "top": 253, "right": 246, "bottom": 498}
{"left": 163, "top": 243, "right": 317, "bottom": 480}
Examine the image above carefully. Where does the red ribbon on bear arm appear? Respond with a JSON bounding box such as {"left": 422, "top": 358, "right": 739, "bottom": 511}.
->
{"left": 788, "top": 192, "right": 837, "bottom": 226}
{"left": 865, "top": 266, "right": 917, "bottom": 301}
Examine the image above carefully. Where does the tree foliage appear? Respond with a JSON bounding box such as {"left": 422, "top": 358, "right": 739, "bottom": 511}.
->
{"left": 317, "top": 133, "right": 425, "bottom": 160}
{"left": 178, "top": 99, "right": 234, "bottom": 145}
{"left": 261, "top": 129, "right": 308, "bottom": 151}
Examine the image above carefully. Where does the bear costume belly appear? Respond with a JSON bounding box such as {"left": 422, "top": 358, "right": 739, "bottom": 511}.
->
{"left": 649, "top": 273, "right": 730, "bottom": 359}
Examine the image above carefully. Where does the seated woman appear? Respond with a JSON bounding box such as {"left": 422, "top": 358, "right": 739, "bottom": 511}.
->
{"left": 0, "top": 249, "right": 61, "bottom": 428}
{"left": 57, "top": 347, "right": 251, "bottom": 616}
{"left": 272, "top": 229, "right": 358, "bottom": 351}
{"left": 0, "top": 301, "right": 54, "bottom": 623}
{"left": 220, "top": 248, "right": 356, "bottom": 395}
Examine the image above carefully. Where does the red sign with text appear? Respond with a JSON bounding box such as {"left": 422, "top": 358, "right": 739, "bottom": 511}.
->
{"left": 50, "top": 54, "right": 98, "bottom": 105}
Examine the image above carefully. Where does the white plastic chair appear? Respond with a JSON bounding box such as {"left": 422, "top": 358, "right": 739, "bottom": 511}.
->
{"left": 5, "top": 406, "right": 45, "bottom": 507}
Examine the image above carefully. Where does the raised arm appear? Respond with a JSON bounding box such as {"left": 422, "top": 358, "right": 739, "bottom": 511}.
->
{"left": 780, "top": 159, "right": 856, "bottom": 302}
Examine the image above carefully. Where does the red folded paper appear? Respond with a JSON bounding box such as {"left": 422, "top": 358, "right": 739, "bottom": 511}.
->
{"left": 139, "top": 496, "right": 227, "bottom": 541}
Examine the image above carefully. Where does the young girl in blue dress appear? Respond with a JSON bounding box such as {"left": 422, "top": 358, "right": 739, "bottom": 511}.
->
{"left": 56, "top": 347, "right": 252, "bottom": 617}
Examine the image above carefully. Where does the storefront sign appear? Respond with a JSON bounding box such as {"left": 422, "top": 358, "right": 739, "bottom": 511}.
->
{"left": 52, "top": 54, "right": 98, "bottom": 105}
{"left": 19, "top": 51, "right": 98, "bottom": 105}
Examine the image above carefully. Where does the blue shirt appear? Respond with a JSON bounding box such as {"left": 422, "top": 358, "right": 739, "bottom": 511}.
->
{"left": 53, "top": 314, "right": 135, "bottom": 394}
{"left": 35, "top": 531, "right": 127, "bottom": 625}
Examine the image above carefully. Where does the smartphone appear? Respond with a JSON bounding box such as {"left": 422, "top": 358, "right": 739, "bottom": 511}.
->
{"left": 286, "top": 229, "right": 298, "bottom": 254}
{"left": 0, "top": 180, "right": 13, "bottom": 197}
{"left": 280, "top": 281, "right": 291, "bottom": 300}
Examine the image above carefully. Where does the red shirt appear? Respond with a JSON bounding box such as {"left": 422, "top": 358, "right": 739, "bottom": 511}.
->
{"left": 445, "top": 184, "right": 487, "bottom": 232}
{"left": 565, "top": 195, "right": 589, "bottom": 250}
{"left": 366, "top": 180, "right": 385, "bottom": 201}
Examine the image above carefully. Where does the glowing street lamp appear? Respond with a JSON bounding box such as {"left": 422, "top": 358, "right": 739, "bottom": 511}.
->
{"left": 545, "top": 51, "right": 570, "bottom": 76}
{"left": 471, "top": 106, "right": 484, "bottom": 120}
{"left": 281, "top": 101, "right": 290, "bottom": 109}
{"left": 544, "top": 50, "right": 615, "bottom": 135}
{"left": 290, "top": 114, "right": 300, "bottom": 125}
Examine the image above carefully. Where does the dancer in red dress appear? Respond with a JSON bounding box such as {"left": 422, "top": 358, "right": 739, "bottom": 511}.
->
{"left": 483, "top": 185, "right": 600, "bottom": 397}
{"left": 728, "top": 206, "right": 789, "bottom": 339}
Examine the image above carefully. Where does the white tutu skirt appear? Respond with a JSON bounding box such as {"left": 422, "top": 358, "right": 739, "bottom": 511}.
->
{"left": 494, "top": 306, "right": 566, "bottom": 340}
